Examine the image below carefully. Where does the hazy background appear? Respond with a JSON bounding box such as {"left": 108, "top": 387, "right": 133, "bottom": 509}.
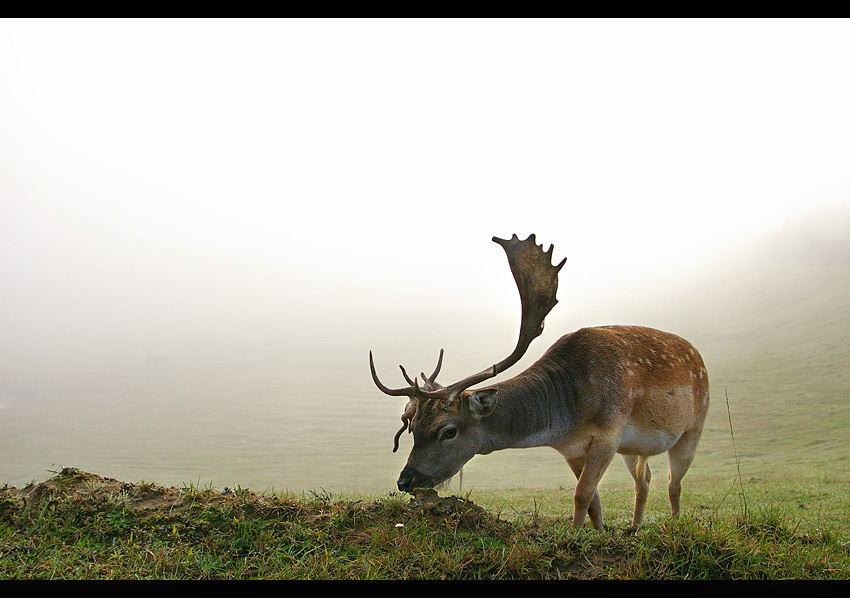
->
{"left": 1, "top": 19, "right": 848, "bottom": 493}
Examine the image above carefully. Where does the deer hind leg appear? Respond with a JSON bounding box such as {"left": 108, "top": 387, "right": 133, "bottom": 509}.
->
{"left": 622, "top": 454, "right": 652, "bottom": 528}
{"left": 566, "top": 440, "right": 617, "bottom": 531}
{"left": 666, "top": 427, "right": 703, "bottom": 518}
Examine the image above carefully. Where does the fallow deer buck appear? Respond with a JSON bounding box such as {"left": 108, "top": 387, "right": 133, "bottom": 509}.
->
{"left": 369, "top": 234, "right": 710, "bottom": 530}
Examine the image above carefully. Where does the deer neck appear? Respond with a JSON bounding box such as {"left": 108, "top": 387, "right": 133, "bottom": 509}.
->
{"left": 475, "top": 370, "right": 573, "bottom": 454}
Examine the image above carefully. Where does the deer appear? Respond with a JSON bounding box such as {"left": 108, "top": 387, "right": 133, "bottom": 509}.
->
{"left": 369, "top": 234, "right": 710, "bottom": 530}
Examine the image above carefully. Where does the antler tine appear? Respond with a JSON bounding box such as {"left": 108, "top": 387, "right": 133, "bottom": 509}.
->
{"left": 426, "top": 348, "right": 444, "bottom": 384}
{"left": 399, "top": 364, "right": 416, "bottom": 386}
{"left": 370, "top": 351, "right": 417, "bottom": 397}
{"left": 398, "top": 348, "right": 444, "bottom": 387}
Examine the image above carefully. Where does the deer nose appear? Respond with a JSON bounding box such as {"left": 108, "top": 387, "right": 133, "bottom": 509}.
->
{"left": 397, "top": 469, "right": 415, "bottom": 492}
{"left": 397, "top": 467, "right": 428, "bottom": 493}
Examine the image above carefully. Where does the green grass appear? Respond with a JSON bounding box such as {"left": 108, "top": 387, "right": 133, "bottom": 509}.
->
{"left": 1, "top": 467, "right": 847, "bottom": 579}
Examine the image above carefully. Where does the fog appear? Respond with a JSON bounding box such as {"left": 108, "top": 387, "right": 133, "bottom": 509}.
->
{"left": 1, "top": 19, "right": 849, "bottom": 491}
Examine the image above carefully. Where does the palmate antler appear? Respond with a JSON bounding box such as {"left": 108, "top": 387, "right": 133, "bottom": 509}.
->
{"left": 370, "top": 234, "right": 566, "bottom": 411}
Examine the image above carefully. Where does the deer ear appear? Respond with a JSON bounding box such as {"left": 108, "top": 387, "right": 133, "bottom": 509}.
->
{"left": 468, "top": 389, "right": 498, "bottom": 418}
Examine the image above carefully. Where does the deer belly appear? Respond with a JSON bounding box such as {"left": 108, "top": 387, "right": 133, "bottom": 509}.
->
{"left": 617, "top": 421, "right": 681, "bottom": 456}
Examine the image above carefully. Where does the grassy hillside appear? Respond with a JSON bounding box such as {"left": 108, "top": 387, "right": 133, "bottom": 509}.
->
{"left": 687, "top": 220, "right": 850, "bottom": 479}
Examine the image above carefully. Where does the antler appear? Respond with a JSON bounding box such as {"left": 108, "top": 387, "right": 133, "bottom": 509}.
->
{"left": 491, "top": 233, "right": 566, "bottom": 373}
{"left": 372, "top": 350, "right": 444, "bottom": 452}
{"left": 399, "top": 348, "right": 444, "bottom": 390}
{"left": 370, "top": 234, "right": 565, "bottom": 403}
{"left": 369, "top": 348, "right": 444, "bottom": 397}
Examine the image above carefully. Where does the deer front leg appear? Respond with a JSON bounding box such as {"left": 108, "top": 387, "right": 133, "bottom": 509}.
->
{"left": 566, "top": 456, "right": 603, "bottom": 530}
{"left": 570, "top": 440, "right": 617, "bottom": 531}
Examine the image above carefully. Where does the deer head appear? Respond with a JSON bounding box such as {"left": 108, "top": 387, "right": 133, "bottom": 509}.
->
{"left": 369, "top": 234, "right": 566, "bottom": 492}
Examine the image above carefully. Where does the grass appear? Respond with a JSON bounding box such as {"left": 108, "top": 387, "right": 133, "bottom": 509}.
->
{"left": 1, "top": 467, "right": 847, "bottom": 579}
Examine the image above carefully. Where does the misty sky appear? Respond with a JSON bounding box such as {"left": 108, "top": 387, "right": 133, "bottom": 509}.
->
{"left": 2, "top": 18, "right": 850, "bottom": 372}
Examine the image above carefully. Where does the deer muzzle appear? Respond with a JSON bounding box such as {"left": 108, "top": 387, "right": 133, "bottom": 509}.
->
{"left": 396, "top": 466, "right": 434, "bottom": 493}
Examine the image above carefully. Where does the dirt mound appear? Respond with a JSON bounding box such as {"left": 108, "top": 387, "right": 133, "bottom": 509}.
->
{"left": 0, "top": 468, "right": 499, "bottom": 532}
{"left": 1, "top": 467, "right": 244, "bottom": 522}
{"left": 407, "top": 487, "right": 501, "bottom": 530}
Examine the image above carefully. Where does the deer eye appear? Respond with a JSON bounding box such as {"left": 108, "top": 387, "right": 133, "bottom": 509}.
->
{"left": 441, "top": 427, "right": 457, "bottom": 441}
